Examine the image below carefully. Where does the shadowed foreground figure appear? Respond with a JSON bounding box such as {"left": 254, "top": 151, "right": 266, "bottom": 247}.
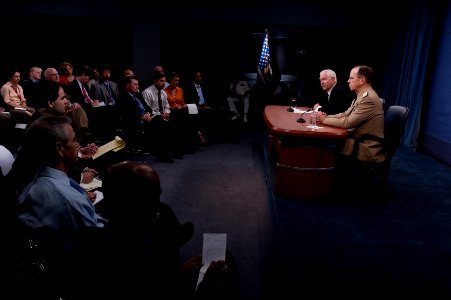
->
{"left": 77, "top": 161, "right": 240, "bottom": 300}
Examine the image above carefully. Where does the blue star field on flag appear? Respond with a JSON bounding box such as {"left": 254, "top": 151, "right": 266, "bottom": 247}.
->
{"left": 257, "top": 30, "right": 272, "bottom": 84}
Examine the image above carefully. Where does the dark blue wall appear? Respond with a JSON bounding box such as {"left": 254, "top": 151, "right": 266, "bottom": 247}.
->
{"left": 422, "top": 1, "right": 451, "bottom": 165}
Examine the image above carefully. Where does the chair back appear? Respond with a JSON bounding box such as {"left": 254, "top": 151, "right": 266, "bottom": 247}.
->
{"left": 384, "top": 105, "right": 409, "bottom": 162}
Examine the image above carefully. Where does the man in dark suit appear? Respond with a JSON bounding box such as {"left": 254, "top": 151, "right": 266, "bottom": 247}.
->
{"left": 118, "top": 75, "right": 174, "bottom": 163}
{"left": 314, "top": 69, "right": 354, "bottom": 115}
{"left": 64, "top": 65, "right": 100, "bottom": 113}
{"left": 183, "top": 70, "right": 224, "bottom": 143}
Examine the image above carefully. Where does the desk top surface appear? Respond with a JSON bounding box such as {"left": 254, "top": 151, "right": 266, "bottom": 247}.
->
{"left": 264, "top": 105, "right": 348, "bottom": 139}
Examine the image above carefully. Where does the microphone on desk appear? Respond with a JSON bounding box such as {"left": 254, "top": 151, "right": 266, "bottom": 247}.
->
{"left": 297, "top": 109, "right": 312, "bottom": 123}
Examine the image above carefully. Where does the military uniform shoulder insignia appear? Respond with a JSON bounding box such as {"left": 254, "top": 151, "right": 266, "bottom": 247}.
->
{"left": 362, "top": 92, "right": 368, "bottom": 97}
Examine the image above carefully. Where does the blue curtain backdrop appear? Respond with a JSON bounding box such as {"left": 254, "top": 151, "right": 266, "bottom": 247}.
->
{"left": 421, "top": 1, "right": 451, "bottom": 165}
{"left": 380, "top": 0, "right": 442, "bottom": 150}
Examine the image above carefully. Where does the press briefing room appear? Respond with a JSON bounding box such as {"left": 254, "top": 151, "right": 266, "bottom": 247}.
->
{"left": 1, "top": 1, "right": 451, "bottom": 299}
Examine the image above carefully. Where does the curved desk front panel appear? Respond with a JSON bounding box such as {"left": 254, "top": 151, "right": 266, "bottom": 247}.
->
{"left": 264, "top": 105, "right": 348, "bottom": 199}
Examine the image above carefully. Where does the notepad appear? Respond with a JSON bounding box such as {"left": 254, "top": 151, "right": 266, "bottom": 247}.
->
{"left": 92, "top": 136, "right": 126, "bottom": 160}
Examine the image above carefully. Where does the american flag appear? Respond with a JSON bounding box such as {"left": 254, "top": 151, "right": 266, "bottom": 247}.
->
{"left": 257, "top": 30, "right": 272, "bottom": 85}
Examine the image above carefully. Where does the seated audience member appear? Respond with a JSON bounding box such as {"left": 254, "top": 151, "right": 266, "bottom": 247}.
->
{"left": 34, "top": 80, "right": 69, "bottom": 119}
{"left": 142, "top": 72, "right": 187, "bottom": 158}
{"left": 13, "top": 116, "right": 105, "bottom": 299}
{"left": 65, "top": 65, "right": 112, "bottom": 141}
{"left": 164, "top": 72, "right": 202, "bottom": 150}
{"left": 64, "top": 65, "right": 100, "bottom": 113}
{"left": 227, "top": 78, "right": 251, "bottom": 122}
{"left": 90, "top": 67, "right": 121, "bottom": 139}
{"left": 1, "top": 68, "right": 35, "bottom": 121}
{"left": 118, "top": 75, "right": 174, "bottom": 163}
{"left": 97, "top": 67, "right": 119, "bottom": 106}
{"left": 152, "top": 65, "right": 170, "bottom": 88}
{"left": 20, "top": 66, "right": 43, "bottom": 109}
{"left": 184, "top": 70, "right": 223, "bottom": 142}
{"left": 0, "top": 108, "right": 12, "bottom": 147}
{"left": 184, "top": 70, "right": 211, "bottom": 109}
{"left": 141, "top": 73, "right": 172, "bottom": 117}
{"left": 76, "top": 160, "right": 237, "bottom": 300}
{"left": 314, "top": 69, "right": 354, "bottom": 115}
{"left": 43, "top": 67, "right": 90, "bottom": 134}
{"left": 15, "top": 116, "right": 105, "bottom": 250}
{"left": 26, "top": 81, "right": 100, "bottom": 195}
{"left": 58, "top": 61, "right": 75, "bottom": 86}
{"left": 88, "top": 68, "right": 100, "bottom": 99}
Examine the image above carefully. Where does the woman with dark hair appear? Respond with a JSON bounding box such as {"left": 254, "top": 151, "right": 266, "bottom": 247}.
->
{"left": 165, "top": 72, "right": 204, "bottom": 149}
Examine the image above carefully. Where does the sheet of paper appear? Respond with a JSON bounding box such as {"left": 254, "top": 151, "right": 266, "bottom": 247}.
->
{"left": 294, "top": 109, "right": 314, "bottom": 114}
{"left": 92, "top": 136, "right": 126, "bottom": 159}
{"left": 93, "top": 190, "right": 104, "bottom": 205}
{"left": 187, "top": 103, "right": 199, "bottom": 115}
{"left": 196, "top": 233, "right": 227, "bottom": 289}
{"left": 15, "top": 123, "right": 27, "bottom": 129}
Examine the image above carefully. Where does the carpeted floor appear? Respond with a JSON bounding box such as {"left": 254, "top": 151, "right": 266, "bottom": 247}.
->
{"left": 266, "top": 145, "right": 451, "bottom": 299}
{"left": 123, "top": 123, "right": 451, "bottom": 300}
{"left": 124, "top": 126, "right": 275, "bottom": 300}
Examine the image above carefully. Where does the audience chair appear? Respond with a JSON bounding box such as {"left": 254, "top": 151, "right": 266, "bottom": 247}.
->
{"left": 352, "top": 105, "right": 409, "bottom": 189}
{"left": 13, "top": 224, "right": 75, "bottom": 300}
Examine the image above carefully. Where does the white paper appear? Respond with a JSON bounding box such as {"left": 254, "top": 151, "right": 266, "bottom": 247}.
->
{"left": 93, "top": 190, "right": 104, "bottom": 205}
{"left": 294, "top": 109, "right": 313, "bottom": 114}
{"left": 187, "top": 103, "right": 199, "bottom": 115}
{"left": 15, "top": 123, "right": 27, "bottom": 129}
{"left": 196, "top": 233, "right": 227, "bottom": 289}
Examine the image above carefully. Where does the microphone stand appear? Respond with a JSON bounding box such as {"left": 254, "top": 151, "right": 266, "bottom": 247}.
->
{"left": 297, "top": 109, "right": 312, "bottom": 123}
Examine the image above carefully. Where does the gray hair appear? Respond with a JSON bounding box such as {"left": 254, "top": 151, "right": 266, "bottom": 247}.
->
{"left": 320, "top": 69, "right": 337, "bottom": 81}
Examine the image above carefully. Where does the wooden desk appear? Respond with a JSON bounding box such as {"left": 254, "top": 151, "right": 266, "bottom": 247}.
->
{"left": 264, "top": 105, "right": 348, "bottom": 199}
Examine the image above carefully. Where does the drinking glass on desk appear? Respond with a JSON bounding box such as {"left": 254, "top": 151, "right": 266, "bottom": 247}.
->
{"left": 290, "top": 98, "right": 297, "bottom": 110}
{"left": 307, "top": 111, "right": 319, "bottom": 129}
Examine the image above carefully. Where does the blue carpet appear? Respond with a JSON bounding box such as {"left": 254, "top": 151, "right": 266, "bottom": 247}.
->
{"left": 266, "top": 145, "right": 451, "bottom": 299}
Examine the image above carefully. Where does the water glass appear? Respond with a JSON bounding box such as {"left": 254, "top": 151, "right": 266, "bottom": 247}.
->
{"left": 309, "top": 111, "right": 317, "bottom": 128}
{"left": 290, "top": 98, "right": 297, "bottom": 110}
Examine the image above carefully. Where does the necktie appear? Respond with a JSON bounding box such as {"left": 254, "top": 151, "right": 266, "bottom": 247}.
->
{"left": 81, "top": 84, "right": 93, "bottom": 104}
{"left": 197, "top": 85, "right": 205, "bottom": 105}
{"left": 105, "top": 81, "right": 114, "bottom": 105}
{"left": 158, "top": 90, "right": 163, "bottom": 113}
{"left": 132, "top": 94, "right": 146, "bottom": 116}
